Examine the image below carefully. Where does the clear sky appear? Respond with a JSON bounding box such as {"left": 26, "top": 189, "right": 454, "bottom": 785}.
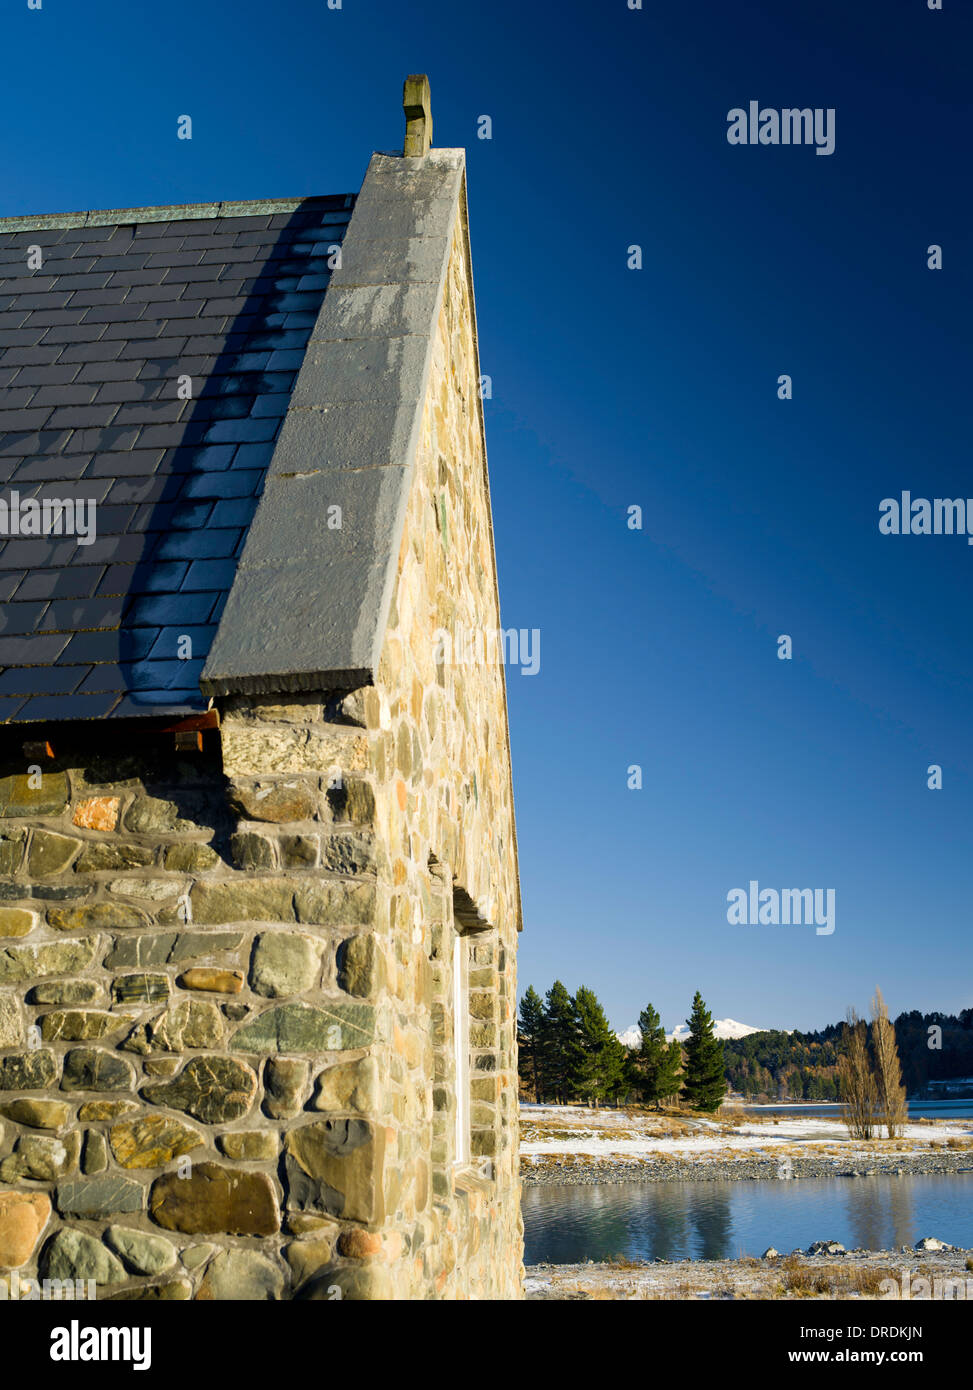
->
{"left": 4, "top": 0, "right": 971, "bottom": 1035}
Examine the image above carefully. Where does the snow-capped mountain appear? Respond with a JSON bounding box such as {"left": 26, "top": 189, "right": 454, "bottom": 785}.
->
{"left": 615, "top": 1018, "right": 764, "bottom": 1047}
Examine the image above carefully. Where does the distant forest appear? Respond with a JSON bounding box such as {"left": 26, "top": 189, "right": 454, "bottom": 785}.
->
{"left": 724, "top": 1010, "right": 973, "bottom": 1101}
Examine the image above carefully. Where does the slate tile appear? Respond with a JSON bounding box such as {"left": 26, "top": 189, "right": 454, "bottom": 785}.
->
{"left": 125, "top": 592, "right": 218, "bottom": 626}
{"left": 182, "top": 558, "right": 236, "bottom": 591}
{"left": 182, "top": 469, "right": 261, "bottom": 499}
{"left": 126, "top": 282, "right": 185, "bottom": 303}
{"left": 109, "top": 694, "right": 203, "bottom": 717}
{"left": 95, "top": 560, "right": 182, "bottom": 595}
{"left": 0, "top": 537, "right": 77, "bottom": 569}
{"left": 8, "top": 363, "right": 79, "bottom": 386}
{"left": 59, "top": 628, "right": 156, "bottom": 663}
{"left": 0, "top": 601, "right": 47, "bottom": 634}
{"left": 105, "top": 267, "right": 161, "bottom": 287}
{"left": 29, "top": 384, "right": 99, "bottom": 406}
{"left": 158, "top": 315, "right": 226, "bottom": 338}
{"left": 180, "top": 233, "right": 238, "bottom": 251}
{"left": 117, "top": 337, "right": 185, "bottom": 359}
{"left": 66, "top": 287, "right": 130, "bottom": 308}
{"left": 209, "top": 498, "right": 257, "bottom": 528}
{"left": 103, "top": 475, "right": 170, "bottom": 505}
{"left": 0, "top": 346, "right": 62, "bottom": 366}
{"left": 0, "top": 664, "right": 86, "bottom": 696}
{"left": 199, "top": 278, "right": 247, "bottom": 300}
{"left": 76, "top": 360, "right": 141, "bottom": 382}
{"left": 53, "top": 273, "right": 113, "bottom": 292}
{"left": 2, "top": 428, "right": 74, "bottom": 456}
{"left": 113, "top": 658, "right": 202, "bottom": 691}
{"left": 111, "top": 400, "right": 186, "bottom": 426}
{"left": 74, "top": 663, "right": 129, "bottom": 693}
{"left": 0, "top": 633, "right": 71, "bottom": 664}
{"left": 201, "top": 244, "right": 259, "bottom": 264}
{"left": 138, "top": 500, "right": 212, "bottom": 531}
{"left": 0, "top": 275, "right": 58, "bottom": 294}
{"left": 92, "top": 380, "right": 162, "bottom": 404}
{"left": 154, "top": 528, "right": 239, "bottom": 560}
{"left": 192, "top": 396, "right": 251, "bottom": 421}
{"left": 12, "top": 455, "right": 90, "bottom": 482}
{"left": 0, "top": 406, "right": 52, "bottom": 431}
{"left": 92, "top": 257, "right": 149, "bottom": 275}
{"left": 101, "top": 320, "right": 160, "bottom": 340}
{"left": 232, "top": 442, "right": 275, "bottom": 469}
{"left": 13, "top": 691, "right": 120, "bottom": 721}
{"left": 38, "top": 596, "right": 125, "bottom": 632}
{"left": 145, "top": 251, "right": 205, "bottom": 268}
{"left": 203, "top": 417, "right": 278, "bottom": 443}
{"left": 0, "top": 388, "right": 38, "bottom": 409}
{"left": 59, "top": 340, "right": 123, "bottom": 362}
{"left": 164, "top": 264, "right": 223, "bottom": 283}
{"left": 47, "top": 405, "right": 119, "bottom": 428}
{"left": 40, "top": 324, "right": 109, "bottom": 345}
{"left": 147, "top": 627, "right": 216, "bottom": 660}
{"left": 72, "top": 425, "right": 141, "bottom": 454}
{"left": 91, "top": 503, "right": 136, "bottom": 534}
{"left": 160, "top": 443, "right": 236, "bottom": 474}
{"left": 250, "top": 394, "right": 289, "bottom": 418}
{"left": 136, "top": 424, "right": 190, "bottom": 450}
{"left": 266, "top": 349, "right": 306, "bottom": 371}
{"left": 72, "top": 533, "right": 151, "bottom": 566}
{"left": 16, "top": 566, "right": 105, "bottom": 600}
{"left": 12, "top": 293, "right": 74, "bottom": 312}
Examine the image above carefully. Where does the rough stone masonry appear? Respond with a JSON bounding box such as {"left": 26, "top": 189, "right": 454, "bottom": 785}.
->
{"left": 0, "top": 91, "right": 523, "bottom": 1300}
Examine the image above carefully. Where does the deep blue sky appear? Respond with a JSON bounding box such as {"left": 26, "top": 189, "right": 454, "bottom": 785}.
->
{"left": 5, "top": 0, "right": 971, "bottom": 1034}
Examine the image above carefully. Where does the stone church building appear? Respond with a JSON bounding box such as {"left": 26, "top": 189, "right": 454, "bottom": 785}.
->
{"left": 0, "top": 79, "right": 523, "bottom": 1300}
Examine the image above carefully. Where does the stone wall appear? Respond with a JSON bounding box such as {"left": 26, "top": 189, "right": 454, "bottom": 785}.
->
{"left": 361, "top": 200, "right": 523, "bottom": 1298}
{"left": 0, "top": 180, "right": 522, "bottom": 1303}
{"left": 0, "top": 710, "right": 390, "bottom": 1300}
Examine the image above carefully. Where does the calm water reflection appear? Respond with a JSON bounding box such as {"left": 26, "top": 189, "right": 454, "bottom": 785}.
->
{"left": 523, "top": 1174, "right": 973, "bottom": 1265}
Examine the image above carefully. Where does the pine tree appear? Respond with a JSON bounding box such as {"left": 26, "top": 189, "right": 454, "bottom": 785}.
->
{"left": 541, "top": 980, "right": 581, "bottom": 1104}
{"left": 633, "top": 1003, "right": 682, "bottom": 1106}
{"left": 572, "top": 986, "right": 627, "bottom": 1105}
{"left": 681, "top": 991, "right": 726, "bottom": 1112}
{"left": 517, "top": 985, "right": 546, "bottom": 1102}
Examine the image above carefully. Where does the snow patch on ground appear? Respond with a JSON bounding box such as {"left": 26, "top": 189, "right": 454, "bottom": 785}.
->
{"left": 519, "top": 1105, "right": 970, "bottom": 1159}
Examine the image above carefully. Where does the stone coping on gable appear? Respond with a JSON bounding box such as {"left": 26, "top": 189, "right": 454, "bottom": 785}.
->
{"left": 201, "top": 151, "right": 467, "bottom": 698}
{"left": 0, "top": 197, "right": 352, "bottom": 233}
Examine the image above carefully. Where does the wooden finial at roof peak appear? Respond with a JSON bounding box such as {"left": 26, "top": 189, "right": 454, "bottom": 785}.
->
{"left": 403, "top": 74, "right": 432, "bottom": 158}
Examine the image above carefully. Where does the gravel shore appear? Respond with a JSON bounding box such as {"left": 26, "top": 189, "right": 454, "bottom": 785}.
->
{"left": 521, "top": 1150, "right": 973, "bottom": 1186}
{"left": 524, "top": 1244, "right": 973, "bottom": 1300}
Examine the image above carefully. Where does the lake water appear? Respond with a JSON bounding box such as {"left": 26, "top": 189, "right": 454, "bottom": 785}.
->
{"left": 523, "top": 1173, "right": 973, "bottom": 1265}
{"left": 745, "top": 1100, "right": 973, "bottom": 1120}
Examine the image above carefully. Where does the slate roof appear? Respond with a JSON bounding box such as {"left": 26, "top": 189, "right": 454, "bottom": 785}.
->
{"left": 0, "top": 195, "right": 354, "bottom": 723}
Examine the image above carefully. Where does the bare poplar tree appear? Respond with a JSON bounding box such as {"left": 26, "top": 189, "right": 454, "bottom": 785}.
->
{"left": 871, "top": 987, "right": 908, "bottom": 1138}
{"left": 838, "top": 1007, "right": 877, "bottom": 1140}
